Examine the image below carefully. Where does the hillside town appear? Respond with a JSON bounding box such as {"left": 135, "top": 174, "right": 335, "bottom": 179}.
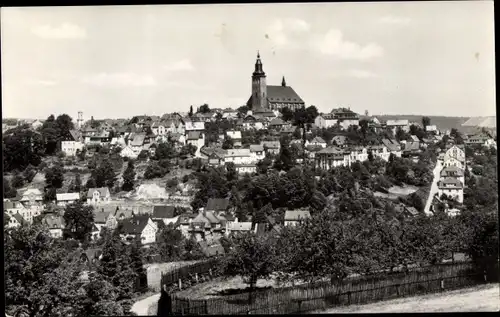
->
{"left": 3, "top": 2, "right": 498, "bottom": 315}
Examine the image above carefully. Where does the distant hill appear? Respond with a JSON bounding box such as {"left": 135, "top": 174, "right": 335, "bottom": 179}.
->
{"left": 376, "top": 115, "right": 470, "bottom": 132}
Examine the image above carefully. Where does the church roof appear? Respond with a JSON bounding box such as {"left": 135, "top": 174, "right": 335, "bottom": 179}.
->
{"left": 266, "top": 85, "right": 304, "bottom": 104}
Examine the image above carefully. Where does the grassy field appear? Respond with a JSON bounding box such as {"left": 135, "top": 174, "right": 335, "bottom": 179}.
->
{"left": 312, "top": 283, "right": 499, "bottom": 313}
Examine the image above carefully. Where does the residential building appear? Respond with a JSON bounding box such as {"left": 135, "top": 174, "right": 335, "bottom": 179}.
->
{"left": 189, "top": 210, "right": 226, "bottom": 243}
{"left": 315, "top": 147, "right": 349, "bottom": 170}
{"left": 246, "top": 53, "right": 305, "bottom": 111}
{"left": 176, "top": 213, "right": 197, "bottom": 238}
{"left": 260, "top": 140, "right": 281, "bottom": 155}
{"left": 120, "top": 145, "right": 138, "bottom": 159}
{"left": 87, "top": 187, "right": 111, "bottom": 205}
{"left": 4, "top": 200, "right": 41, "bottom": 224}
{"left": 6, "top": 212, "right": 27, "bottom": 229}
{"left": 386, "top": 120, "right": 410, "bottom": 133}
{"left": 331, "top": 135, "right": 348, "bottom": 147}
{"left": 169, "top": 133, "right": 186, "bottom": 148}
{"left": 56, "top": 193, "right": 80, "bottom": 207}
{"left": 268, "top": 117, "right": 287, "bottom": 130}
{"left": 425, "top": 125, "right": 438, "bottom": 132}
{"left": 306, "top": 136, "right": 327, "bottom": 148}
{"left": 38, "top": 213, "right": 65, "bottom": 239}
{"left": 465, "top": 134, "right": 496, "bottom": 148}
{"left": 119, "top": 215, "right": 158, "bottom": 245}
{"left": 186, "top": 131, "right": 205, "bottom": 157}
{"left": 235, "top": 164, "right": 257, "bottom": 174}
{"left": 152, "top": 205, "right": 178, "bottom": 226}
{"left": 437, "top": 178, "right": 464, "bottom": 204}
{"left": 17, "top": 188, "right": 44, "bottom": 207}
{"left": 61, "top": 130, "right": 84, "bottom": 156}
{"left": 184, "top": 120, "right": 205, "bottom": 132}
{"left": 200, "top": 147, "right": 226, "bottom": 166}
{"left": 382, "top": 138, "right": 403, "bottom": 157}
{"left": 242, "top": 113, "right": 265, "bottom": 130}
{"left": 129, "top": 132, "right": 147, "bottom": 156}
{"left": 226, "top": 219, "right": 253, "bottom": 237}
{"left": 440, "top": 166, "right": 465, "bottom": 185}
{"left": 204, "top": 198, "right": 231, "bottom": 214}
{"left": 443, "top": 145, "right": 466, "bottom": 170}
{"left": 314, "top": 113, "right": 338, "bottom": 129}
{"left": 250, "top": 144, "right": 265, "bottom": 161}
{"left": 284, "top": 209, "right": 311, "bottom": 227}
{"left": 368, "top": 145, "right": 390, "bottom": 161}
{"left": 225, "top": 130, "right": 242, "bottom": 148}
{"left": 330, "top": 108, "right": 360, "bottom": 130}
{"left": 224, "top": 148, "right": 253, "bottom": 165}
{"left": 94, "top": 210, "right": 118, "bottom": 233}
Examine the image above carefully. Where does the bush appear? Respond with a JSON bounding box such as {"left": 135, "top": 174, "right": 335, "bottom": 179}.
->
{"left": 167, "top": 178, "right": 179, "bottom": 189}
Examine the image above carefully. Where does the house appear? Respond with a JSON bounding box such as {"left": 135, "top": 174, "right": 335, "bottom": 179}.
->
{"left": 184, "top": 120, "right": 205, "bottom": 132}
{"left": 85, "top": 130, "right": 112, "bottom": 146}
{"left": 61, "top": 130, "right": 84, "bottom": 156}
{"left": 176, "top": 213, "right": 198, "bottom": 239}
{"left": 465, "top": 134, "right": 496, "bottom": 148}
{"left": 6, "top": 212, "right": 27, "bottom": 229}
{"left": 87, "top": 187, "right": 111, "bottom": 205}
{"left": 437, "top": 177, "right": 464, "bottom": 204}
{"left": 284, "top": 209, "right": 311, "bottom": 227}
{"left": 242, "top": 113, "right": 266, "bottom": 131}
{"left": 268, "top": 117, "right": 287, "bottom": 130}
{"left": 93, "top": 210, "right": 118, "bottom": 234}
{"left": 250, "top": 144, "right": 265, "bottom": 161}
{"left": 200, "top": 147, "right": 226, "bottom": 166}
{"left": 260, "top": 141, "right": 281, "bottom": 155}
{"left": 4, "top": 200, "right": 41, "bottom": 224}
{"left": 204, "top": 198, "right": 231, "bottom": 214}
{"left": 224, "top": 148, "right": 253, "bottom": 165}
{"left": 222, "top": 108, "right": 239, "bottom": 119}
{"left": 226, "top": 219, "right": 253, "bottom": 236}
{"left": 330, "top": 108, "right": 360, "bottom": 130}
{"left": 382, "top": 138, "right": 403, "bottom": 157}
{"left": 198, "top": 240, "right": 225, "bottom": 258}
{"left": 38, "top": 213, "right": 65, "bottom": 239}
{"left": 314, "top": 113, "right": 338, "bottom": 129}
{"left": 120, "top": 145, "right": 138, "bottom": 159}
{"left": 440, "top": 166, "right": 465, "bottom": 185}
{"left": 306, "top": 136, "right": 327, "bottom": 148}
{"left": 443, "top": 145, "right": 466, "bottom": 169}
{"left": 152, "top": 205, "right": 179, "bottom": 226}
{"left": 331, "top": 135, "right": 348, "bottom": 147}
{"left": 186, "top": 131, "right": 205, "bottom": 157}
{"left": 114, "top": 208, "right": 135, "bottom": 221}
{"left": 235, "top": 164, "right": 257, "bottom": 174}
{"left": 129, "top": 132, "right": 147, "bottom": 155}
{"left": 386, "top": 120, "right": 410, "bottom": 133}
{"left": 56, "top": 193, "right": 80, "bottom": 207}
{"left": 225, "top": 130, "right": 242, "bottom": 148}
{"left": 119, "top": 215, "right": 158, "bottom": 245}
{"left": 315, "top": 147, "right": 349, "bottom": 170}
{"left": 189, "top": 211, "right": 226, "bottom": 243}
{"left": 280, "top": 126, "right": 296, "bottom": 136}
{"left": 368, "top": 145, "right": 390, "bottom": 161}
{"left": 425, "top": 125, "right": 438, "bottom": 132}
{"left": 403, "top": 141, "right": 421, "bottom": 158}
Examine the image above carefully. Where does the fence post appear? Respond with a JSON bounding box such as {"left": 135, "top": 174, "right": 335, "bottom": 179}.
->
{"left": 209, "top": 268, "right": 212, "bottom": 277}
{"left": 178, "top": 278, "right": 182, "bottom": 290}
{"left": 440, "top": 279, "right": 444, "bottom": 291}
{"left": 297, "top": 300, "right": 302, "bottom": 312}
{"left": 195, "top": 273, "right": 199, "bottom": 283}
{"left": 204, "top": 299, "right": 208, "bottom": 314}
{"left": 484, "top": 270, "right": 487, "bottom": 282}
{"left": 347, "top": 291, "right": 351, "bottom": 305}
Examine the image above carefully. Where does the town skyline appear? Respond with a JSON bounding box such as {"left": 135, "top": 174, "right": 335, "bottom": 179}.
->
{"left": 1, "top": 2, "right": 496, "bottom": 119}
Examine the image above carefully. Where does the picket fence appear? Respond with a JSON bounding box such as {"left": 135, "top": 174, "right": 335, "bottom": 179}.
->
{"left": 167, "top": 260, "right": 499, "bottom": 315}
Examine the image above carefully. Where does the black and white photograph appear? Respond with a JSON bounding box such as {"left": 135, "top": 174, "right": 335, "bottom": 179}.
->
{"left": 1, "top": 2, "right": 498, "bottom": 316}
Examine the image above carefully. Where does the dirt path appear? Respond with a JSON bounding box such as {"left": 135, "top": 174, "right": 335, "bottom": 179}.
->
{"left": 424, "top": 160, "right": 442, "bottom": 215}
{"left": 313, "top": 284, "right": 499, "bottom": 313}
{"left": 131, "top": 293, "right": 161, "bottom": 316}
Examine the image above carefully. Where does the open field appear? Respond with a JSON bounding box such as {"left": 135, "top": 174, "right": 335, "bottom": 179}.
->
{"left": 312, "top": 283, "right": 499, "bottom": 313}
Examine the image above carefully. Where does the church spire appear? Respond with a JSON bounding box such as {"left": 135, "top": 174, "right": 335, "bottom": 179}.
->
{"left": 253, "top": 51, "right": 265, "bottom": 76}
{"left": 282, "top": 76, "right": 286, "bottom": 87}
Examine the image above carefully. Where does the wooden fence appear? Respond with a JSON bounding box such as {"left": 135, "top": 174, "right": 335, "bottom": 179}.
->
{"left": 160, "top": 258, "right": 221, "bottom": 290}
{"left": 170, "top": 260, "right": 499, "bottom": 315}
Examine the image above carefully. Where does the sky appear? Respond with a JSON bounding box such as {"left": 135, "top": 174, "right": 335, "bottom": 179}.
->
{"left": 1, "top": 2, "right": 496, "bottom": 120}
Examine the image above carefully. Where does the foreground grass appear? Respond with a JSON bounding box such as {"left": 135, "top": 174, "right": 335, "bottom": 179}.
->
{"left": 311, "top": 283, "right": 499, "bottom": 313}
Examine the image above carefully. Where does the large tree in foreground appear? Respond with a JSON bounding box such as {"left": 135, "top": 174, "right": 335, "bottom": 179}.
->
{"left": 63, "top": 201, "right": 95, "bottom": 242}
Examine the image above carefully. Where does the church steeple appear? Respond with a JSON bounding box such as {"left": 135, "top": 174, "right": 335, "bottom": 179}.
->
{"left": 282, "top": 76, "right": 286, "bottom": 87}
{"left": 253, "top": 51, "right": 265, "bottom": 76}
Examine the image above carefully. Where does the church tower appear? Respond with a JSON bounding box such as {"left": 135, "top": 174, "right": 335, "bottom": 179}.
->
{"left": 251, "top": 51, "right": 267, "bottom": 110}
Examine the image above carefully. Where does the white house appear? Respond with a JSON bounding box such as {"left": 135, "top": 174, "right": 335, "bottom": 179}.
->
{"left": 443, "top": 145, "right": 466, "bottom": 170}
{"left": 250, "top": 144, "right": 265, "bottom": 162}
{"left": 87, "top": 187, "right": 111, "bottom": 205}
{"left": 314, "top": 113, "right": 337, "bottom": 129}
{"left": 438, "top": 177, "right": 464, "bottom": 204}
{"left": 284, "top": 210, "right": 311, "bottom": 227}
{"left": 56, "top": 193, "right": 80, "bottom": 207}
{"left": 61, "top": 130, "right": 85, "bottom": 156}
{"left": 369, "top": 145, "right": 390, "bottom": 161}
{"left": 120, "top": 145, "right": 138, "bottom": 159}
{"left": 226, "top": 219, "right": 253, "bottom": 236}
{"left": 440, "top": 166, "right": 465, "bottom": 186}
{"left": 306, "top": 136, "right": 327, "bottom": 148}
{"left": 235, "top": 164, "right": 257, "bottom": 174}
{"left": 5, "top": 212, "right": 26, "bottom": 229}
{"left": 39, "top": 213, "right": 65, "bottom": 239}
{"left": 225, "top": 130, "right": 242, "bottom": 148}
{"left": 184, "top": 120, "right": 205, "bottom": 132}
{"left": 186, "top": 131, "right": 205, "bottom": 157}
{"left": 224, "top": 148, "right": 253, "bottom": 165}
{"left": 119, "top": 215, "right": 158, "bottom": 245}
{"left": 425, "top": 125, "right": 438, "bottom": 132}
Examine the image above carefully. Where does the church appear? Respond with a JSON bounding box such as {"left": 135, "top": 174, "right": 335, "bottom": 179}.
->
{"left": 246, "top": 52, "right": 305, "bottom": 112}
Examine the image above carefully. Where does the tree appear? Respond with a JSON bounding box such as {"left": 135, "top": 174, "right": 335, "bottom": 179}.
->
{"left": 157, "top": 225, "right": 185, "bottom": 261}
{"left": 71, "top": 173, "right": 82, "bottom": 193}
{"left": 55, "top": 114, "right": 75, "bottom": 141}
{"left": 23, "top": 165, "right": 37, "bottom": 183}
{"left": 189, "top": 105, "right": 194, "bottom": 117}
{"left": 3, "top": 177, "right": 17, "bottom": 198}
{"left": 63, "top": 201, "right": 95, "bottom": 242}
{"left": 273, "top": 137, "right": 295, "bottom": 171}
{"left": 94, "top": 159, "right": 117, "bottom": 188}
{"left": 154, "top": 142, "right": 175, "bottom": 160}
{"left": 310, "top": 189, "right": 327, "bottom": 212}
{"left": 130, "top": 238, "right": 147, "bottom": 293}
{"left": 11, "top": 171, "right": 25, "bottom": 189}
{"left": 222, "top": 232, "right": 276, "bottom": 302}
{"left": 122, "top": 160, "right": 136, "bottom": 191}
{"left": 3, "top": 128, "right": 44, "bottom": 172}
{"left": 198, "top": 104, "right": 210, "bottom": 113}
{"left": 222, "top": 136, "right": 234, "bottom": 149}
{"left": 45, "top": 164, "right": 64, "bottom": 189}
{"left": 422, "top": 116, "right": 431, "bottom": 128}
{"left": 280, "top": 107, "right": 294, "bottom": 122}
{"left": 144, "top": 161, "right": 168, "bottom": 179}
{"left": 408, "top": 192, "right": 424, "bottom": 212}
{"left": 256, "top": 156, "right": 272, "bottom": 174}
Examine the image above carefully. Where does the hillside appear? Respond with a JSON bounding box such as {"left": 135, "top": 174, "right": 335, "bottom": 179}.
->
{"left": 376, "top": 115, "right": 470, "bottom": 131}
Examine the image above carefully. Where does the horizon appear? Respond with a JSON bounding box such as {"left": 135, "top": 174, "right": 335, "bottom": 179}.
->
{"left": 1, "top": 3, "right": 496, "bottom": 119}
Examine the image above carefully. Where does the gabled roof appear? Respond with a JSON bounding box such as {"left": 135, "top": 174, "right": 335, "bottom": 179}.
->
{"left": 204, "top": 211, "right": 221, "bottom": 224}
{"left": 311, "top": 136, "right": 326, "bottom": 144}
{"left": 69, "top": 130, "right": 82, "bottom": 141}
{"left": 40, "top": 213, "right": 64, "bottom": 229}
{"left": 382, "top": 138, "right": 401, "bottom": 151}
{"left": 404, "top": 142, "right": 420, "bottom": 151}
{"left": 284, "top": 209, "right": 311, "bottom": 221}
{"left": 250, "top": 144, "right": 264, "bottom": 152}
{"left": 440, "top": 166, "right": 465, "bottom": 177}
{"left": 438, "top": 177, "right": 463, "bottom": 188}
{"left": 12, "top": 213, "right": 27, "bottom": 225}
{"left": 410, "top": 135, "right": 420, "bottom": 142}
{"left": 176, "top": 213, "right": 197, "bottom": 225}
{"left": 227, "top": 221, "right": 252, "bottom": 231}
{"left": 269, "top": 118, "right": 286, "bottom": 126}
{"left": 56, "top": 193, "right": 80, "bottom": 201}
{"left": 130, "top": 133, "right": 146, "bottom": 146}
{"left": 225, "top": 149, "right": 251, "bottom": 157}
{"left": 191, "top": 213, "right": 211, "bottom": 227}
{"left": 187, "top": 131, "right": 203, "bottom": 140}
{"left": 226, "top": 130, "right": 242, "bottom": 139}
{"left": 205, "top": 198, "right": 230, "bottom": 211}
{"left": 120, "top": 215, "right": 151, "bottom": 235}
{"left": 152, "top": 205, "right": 175, "bottom": 219}
{"left": 386, "top": 120, "right": 409, "bottom": 126}
{"left": 94, "top": 211, "right": 111, "bottom": 224}
{"left": 87, "top": 187, "right": 111, "bottom": 198}
{"left": 260, "top": 141, "right": 280, "bottom": 149}
{"left": 266, "top": 85, "right": 304, "bottom": 104}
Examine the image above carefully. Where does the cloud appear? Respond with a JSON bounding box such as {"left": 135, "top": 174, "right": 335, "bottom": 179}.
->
{"left": 312, "top": 29, "right": 384, "bottom": 60}
{"left": 378, "top": 16, "right": 411, "bottom": 25}
{"left": 31, "top": 23, "right": 87, "bottom": 39}
{"left": 83, "top": 72, "right": 157, "bottom": 87}
{"left": 346, "top": 69, "right": 378, "bottom": 78}
{"left": 265, "top": 18, "right": 311, "bottom": 47}
{"left": 163, "top": 59, "right": 195, "bottom": 72}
